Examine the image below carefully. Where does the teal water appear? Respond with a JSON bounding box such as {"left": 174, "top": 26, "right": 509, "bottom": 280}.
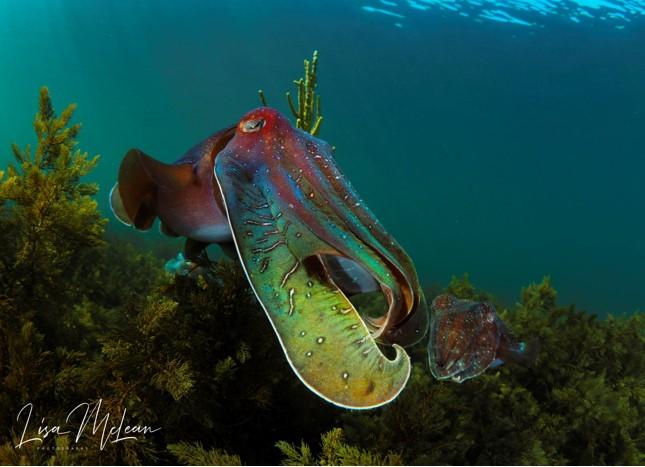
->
{"left": 1, "top": 0, "right": 644, "bottom": 315}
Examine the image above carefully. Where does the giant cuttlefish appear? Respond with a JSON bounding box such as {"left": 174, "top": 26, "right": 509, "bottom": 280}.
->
{"left": 110, "top": 107, "right": 429, "bottom": 409}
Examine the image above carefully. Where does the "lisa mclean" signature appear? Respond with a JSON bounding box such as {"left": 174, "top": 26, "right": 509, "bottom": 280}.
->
{"left": 15, "top": 400, "right": 161, "bottom": 450}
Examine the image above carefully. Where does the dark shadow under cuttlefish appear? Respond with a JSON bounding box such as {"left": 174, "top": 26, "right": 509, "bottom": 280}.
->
{"left": 110, "top": 107, "right": 429, "bottom": 409}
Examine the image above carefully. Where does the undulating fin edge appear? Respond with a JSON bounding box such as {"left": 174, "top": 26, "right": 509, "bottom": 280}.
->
{"left": 113, "top": 148, "right": 195, "bottom": 230}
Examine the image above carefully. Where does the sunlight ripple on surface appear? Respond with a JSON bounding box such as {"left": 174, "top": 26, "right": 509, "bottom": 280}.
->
{"left": 364, "top": 0, "right": 645, "bottom": 27}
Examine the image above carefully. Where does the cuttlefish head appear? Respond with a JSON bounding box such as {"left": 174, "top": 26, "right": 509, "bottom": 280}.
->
{"left": 212, "top": 107, "right": 428, "bottom": 409}
{"left": 428, "top": 294, "right": 502, "bottom": 383}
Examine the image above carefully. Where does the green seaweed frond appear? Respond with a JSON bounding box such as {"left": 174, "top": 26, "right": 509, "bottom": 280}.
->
{"left": 168, "top": 441, "right": 242, "bottom": 466}
{"left": 9, "top": 87, "right": 97, "bottom": 194}
{"left": 275, "top": 439, "right": 315, "bottom": 466}
{"left": 445, "top": 272, "right": 496, "bottom": 303}
{"left": 259, "top": 50, "right": 323, "bottom": 135}
{"left": 150, "top": 359, "right": 195, "bottom": 401}
{"left": 446, "top": 272, "right": 476, "bottom": 299}
{"left": 0, "top": 87, "right": 105, "bottom": 334}
{"left": 521, "top": 276, "right": 557, "bottom": 311}
{"left": 277, "top": 428, "right": 403, "bottom": 466}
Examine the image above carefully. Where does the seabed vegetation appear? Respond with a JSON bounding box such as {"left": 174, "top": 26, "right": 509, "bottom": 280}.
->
{"left": 0, "top": 54, "right": 642, "bottom": 466}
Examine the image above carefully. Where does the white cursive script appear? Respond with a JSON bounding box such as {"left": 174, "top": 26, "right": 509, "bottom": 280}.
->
{"left": 15, "top": 400, "right": 161, "bottom": 450}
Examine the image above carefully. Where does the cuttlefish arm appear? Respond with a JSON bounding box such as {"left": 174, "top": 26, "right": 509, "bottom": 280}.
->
{"left": 275, "top": 120, "right": 427, "bottom": 346}
{"left": 319, "top": 257, "right": 428, "bottom": 348}
{"left": 214, "top": 109, "right": 413, "bottom": 409}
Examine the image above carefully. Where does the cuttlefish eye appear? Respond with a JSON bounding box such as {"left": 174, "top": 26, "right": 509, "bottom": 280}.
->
{"left": 241, "top": 118, "right": 266, "bottom": 133}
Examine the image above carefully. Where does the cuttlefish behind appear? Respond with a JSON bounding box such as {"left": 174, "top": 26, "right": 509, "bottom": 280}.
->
{"left": 110, "top": 107, "right": 428, "bottom": 409}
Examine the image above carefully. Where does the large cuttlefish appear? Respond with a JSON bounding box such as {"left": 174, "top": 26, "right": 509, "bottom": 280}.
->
{"left": 110, "top": 107, "right": 428, "bottom": 409}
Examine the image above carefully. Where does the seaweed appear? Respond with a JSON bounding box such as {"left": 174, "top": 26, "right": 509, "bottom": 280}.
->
{"left": 259, "top": 50, "right": 323, "bottom": 135}
{"left": 277, "top": 428, "right": 403, "bottom": 466}
{"left": 0, "top": 88, "right": 104, "bottom": 321}
{"left": 84, "top": 260, "right": 335, "bottom": 464}
{"left": 0, "top": 86, "right": 106, "bottom": 410}
{"left": 0, "top": 88, "right": 165, "bottom": 465}
{"left": 168, "top": 441, "right": 242, "bottom": 466}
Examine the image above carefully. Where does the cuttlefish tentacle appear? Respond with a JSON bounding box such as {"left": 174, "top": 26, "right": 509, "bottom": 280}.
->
{"left": 214, "top": 146, "right": 411, "bottom": 409}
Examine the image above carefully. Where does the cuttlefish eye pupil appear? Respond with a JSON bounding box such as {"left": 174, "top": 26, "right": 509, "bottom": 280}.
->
{"left": 241, "top": 118, "right": 266, "bottom": 133}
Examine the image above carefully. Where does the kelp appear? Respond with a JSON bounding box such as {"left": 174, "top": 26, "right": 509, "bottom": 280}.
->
{"left": 0, "top": 85, "right": 642, "bottom": 465}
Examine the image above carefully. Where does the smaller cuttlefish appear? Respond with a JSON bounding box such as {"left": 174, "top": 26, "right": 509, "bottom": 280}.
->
{"left": 428, "top": 294, "right": 538, "bottom": 383}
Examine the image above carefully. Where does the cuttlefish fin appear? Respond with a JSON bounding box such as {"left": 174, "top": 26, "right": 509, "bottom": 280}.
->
{"left": 109, "top": 182, "right": 131, "bottom": 226}
{"left": 110, "top": 148, "right": 194, "bottom": 230}
{"left": 214, "top": 151, "right": 411, "bottom": 410}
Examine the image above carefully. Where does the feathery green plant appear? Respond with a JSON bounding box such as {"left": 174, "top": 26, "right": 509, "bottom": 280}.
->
{"left": 0, "top": 87, "right": 104, "bottom": 316}
{"left": 168, "top": 441, "right": 242, "bottom": 466}
{"left": 0, "top": 88, "right": 165, "bottom": 465}
{"left": 277, "top": 428, "right": 403, "bottom": 466}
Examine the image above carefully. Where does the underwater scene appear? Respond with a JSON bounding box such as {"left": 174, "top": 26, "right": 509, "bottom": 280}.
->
{"left": 0, "top": 0, "right": 643, "bottom": 465}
